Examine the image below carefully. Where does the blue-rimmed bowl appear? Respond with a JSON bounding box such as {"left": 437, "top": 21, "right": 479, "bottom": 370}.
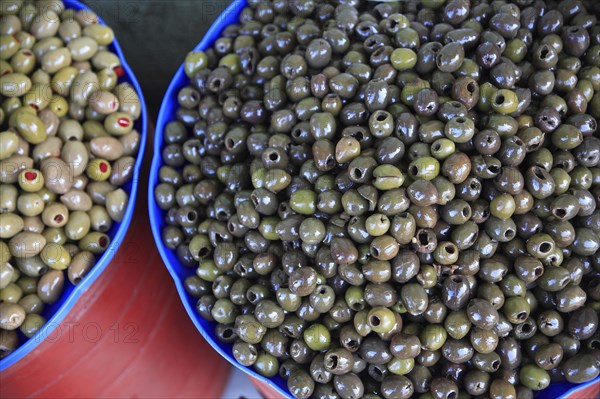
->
{"left": 148, "top": 1, "right": 599, "bottom": 398}
{"left": 0, "top": 0, "right": 147, "bottom": 371}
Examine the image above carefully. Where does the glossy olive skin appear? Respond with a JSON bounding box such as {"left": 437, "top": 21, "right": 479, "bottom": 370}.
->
{"left": 467, "top": 299, "right": 500, "bottom": 330}
{"left": 562, "top": 354, "right": 600, "bottom": 383}
{"left": 567, "top": 307, "right": 599, "bottom": 340}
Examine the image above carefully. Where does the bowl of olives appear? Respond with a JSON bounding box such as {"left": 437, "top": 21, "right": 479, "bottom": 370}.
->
{"left": 149, "top": 0, "right": 599, "bottom": 398}
{"left": 1, "top": 0, "right": 147, "bottom": 369}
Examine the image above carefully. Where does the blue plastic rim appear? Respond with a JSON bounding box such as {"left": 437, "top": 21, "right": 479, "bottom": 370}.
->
{"left": 148, "top": 1, "right": 599, "bottom": 398}
{"left": 0, "top": 0, "right": 148, "bottom": 371}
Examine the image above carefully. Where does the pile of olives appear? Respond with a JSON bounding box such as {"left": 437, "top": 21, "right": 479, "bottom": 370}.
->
{"left": 0, "top": 0, "right": 142, "bottom": 357}
{"left": 155, "top": 0, "right": 600, "bottom": 398}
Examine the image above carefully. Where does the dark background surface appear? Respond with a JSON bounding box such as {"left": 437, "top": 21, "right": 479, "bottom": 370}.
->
{"left": 88, "top": 0, "right": 233, "bottom": 117}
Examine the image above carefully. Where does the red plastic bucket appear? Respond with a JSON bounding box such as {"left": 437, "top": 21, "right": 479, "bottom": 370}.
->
{"left": 0, "top": 139, "right": 230, "bottom": 398}
{"left": 252, "top": 379, "right": 286, "bottom": 399}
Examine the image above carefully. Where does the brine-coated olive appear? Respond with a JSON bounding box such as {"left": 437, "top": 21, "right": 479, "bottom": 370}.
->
{"left": 562, "top": 354, "right": 600, "bottom": 383}
{"left": 467, "top": 299, "right": 499, "bottom": 330}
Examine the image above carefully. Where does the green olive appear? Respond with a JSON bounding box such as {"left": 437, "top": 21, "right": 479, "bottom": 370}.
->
{"left": 391, "top": 48, "right": 417, "bottom": 71}
{"left": 408, "top": 157, "right": 440, "bottom": 181}
{"left": 290, "top": 190, "right": 317, "bottom": 215}
{"left": 373, "top": 165, "right": 404, "bottom": 190}
{"left": 86, "top": 158, "right": 112, "bottom": 181}
{"left": 419, "top": 324, "right": 447, "bottom": 351}
{"left": 20, "top": 313, "right": 46, "bottom": 338}
{"left": 519, "top": 364, "right": 551, "bottom": 391}
{"left": 17, "top": 168, "right": 44, "bottom": 192}
{"left": 387, "top": 357, "right": 415, "bottom": 376}
{"left": 78, "top": 232, "right": 110, "bottom": 254}
{"left": 0, "top": 131, "right": 19, "bottom": 160}
{"left": 102, "top": 112, "right": 133, "bottom": 135}
{"left": 491, "top": 89, "right": 519, "bottom": 114}
{"left": 14, "top": 111, "right": 47, "bottom": 144}
{"left": 184, "top": 51, "right": 208, "bottom": 78}
{"left": 1, "top": 73, "right": 32, "bottom": 97}
{"left": 490, "top": 194, "right": 516, "bottom": 220}
{"left": 40, "top": 243, "right": 71, "bottom": 270}
{"left": 366, "top": 307, "right": 397, "bottom": 334}
{"left": 303, "top": 323, "right": 331, "bottom": 351}
{"left": 431, "top": 138, "right": 456, "bottom": 160}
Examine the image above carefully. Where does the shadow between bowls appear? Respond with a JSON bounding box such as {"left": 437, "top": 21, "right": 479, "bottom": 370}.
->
{"left": 147, "top": 0, "right": 600, "bottom": 398}
{"left": 0, "top": 0, "right": 148, "bottom": 372}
